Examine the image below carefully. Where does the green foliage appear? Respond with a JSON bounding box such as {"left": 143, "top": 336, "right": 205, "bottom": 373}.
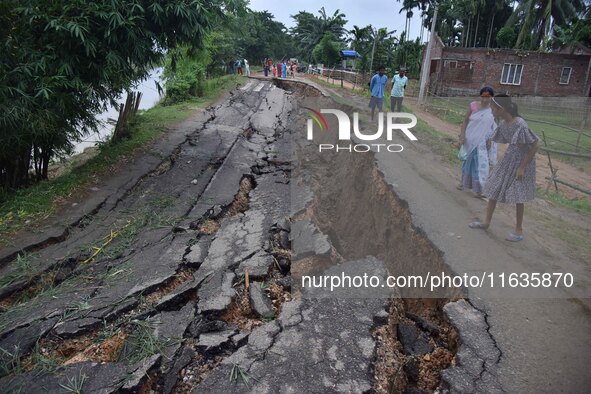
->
{"left": 419, "top": 0, "right": 514, "bottom": 48}
{"left": 124, "top": 320, "right": 180, "bottom": 364}
{"left": 496, "top": 26, "right": 517, "bottom": 48}
{"left": 312, "top": 33, "right": 342, "bottom": 66}
{"left": 0, "top": 75, "right": 241, "bottom": 237}
{"left": 291, "top": 7, "right": 348, "bottom": 62}
{"left": 392, "top": 39, "right": 423, "bottom": 77}
{"left": 508, "top": 0, "right": 586, "bottom": 50}
{"left": 0, "top": 346, "right": 22, "bottom": 378}
{"left": 0, "top": 253, "right": 34, "bottom": 289}
{"left": 552, "top": 18, "right": 591, "bottom": 51}
{"left": 175, "top": 10, "right": 295, "bottom": 78}
{"left": 229, "top": 363, "right": 256, "bottom": 386}
{"left": 234, "top": 11, "right": 296, "bottom": 64}
{"left": 0, "top": 0, "right": 229, "bottom": 190}
{"left": 59, "top": 371, "right": 87, "bottom": 394}
{"left": 163, "top": 48, "right": 207, "bottom": 104}
{"left": 537, "top": 189, "right": 591, "bottom": 216}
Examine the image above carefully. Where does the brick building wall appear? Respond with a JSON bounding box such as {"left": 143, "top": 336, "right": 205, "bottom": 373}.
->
{"left": 424, "top": 37, "right": 591, "bottom": 97}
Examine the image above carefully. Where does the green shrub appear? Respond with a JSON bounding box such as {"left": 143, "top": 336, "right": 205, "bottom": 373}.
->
{"left": 163, "top": 62, "right": 206, "bottom": 105}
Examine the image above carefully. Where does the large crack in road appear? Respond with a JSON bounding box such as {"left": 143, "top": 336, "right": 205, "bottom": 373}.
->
{"left": 0, "top": 79, "right": 484, "bottom": 393}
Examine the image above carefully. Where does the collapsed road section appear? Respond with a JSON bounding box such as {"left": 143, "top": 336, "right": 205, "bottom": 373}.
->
{"left": 0, "top": 79, "right": 492, "bottom": 393}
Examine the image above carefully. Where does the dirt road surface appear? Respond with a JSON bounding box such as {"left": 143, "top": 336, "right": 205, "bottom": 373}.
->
{"left": 0, "top": 77, "right": 589, "bottom": 393}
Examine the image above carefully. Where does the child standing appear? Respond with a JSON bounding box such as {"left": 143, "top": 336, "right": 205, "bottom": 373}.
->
{"left": 469, "top": 94, "right": 539, "bottom": 242}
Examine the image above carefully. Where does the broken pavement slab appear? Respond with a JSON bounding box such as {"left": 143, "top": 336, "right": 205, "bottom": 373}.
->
{"left": 0, "top": 81, "right": 295, "bottom": 391}
{"left": 197, "top": 329, "right": 237, "bottom": 352}
{"left": 248, "top": 282, "right": 274, "bottom": 319}
{"left": 291, "top": 219, "right": 331, "bottom": 259}
{"left": 197, "top": 271, "right": 236, "bottom": 314}
{"left": 0, "top": 354, "right": 162, "bottom": 393}
{"left": 195, "top": 257, "right": 390, "bottom": 393}
{"left": 236, "top": 252, "right": 274, "bottom": 278}
{"left": 441, "top": 299, "right": 503, "bottom": 393}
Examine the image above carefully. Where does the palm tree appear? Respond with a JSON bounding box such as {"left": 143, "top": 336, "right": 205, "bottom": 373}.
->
{"left": 471, "top": 0, "right": 486, "bottom": 47}
{"left": 371, "top": 28, "right": 399, "bottom": 69}
{"left": 509, "top": 0, "right": 586, "bottom": 49}
{"left": 348, "top": 25, "right": 372, "bottom": 51}
{"left": 486, "top": 0, "right": 507, "bottom": 48}
{"left": 399, "top": 0, "right": 422, "bottom": 43}
{"left": 463, "top": 0, "right": 478, "bottom": 47}
{"left": 299, "top": 7, "right": 347, "bottom": 53}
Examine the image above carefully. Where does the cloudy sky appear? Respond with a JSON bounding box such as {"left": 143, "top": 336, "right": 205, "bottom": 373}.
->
{"left": 249, "top": 0, "right": 427, "bottom": 42}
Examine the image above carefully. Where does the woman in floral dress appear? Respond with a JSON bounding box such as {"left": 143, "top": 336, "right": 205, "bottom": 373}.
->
{"left": 469, "top": 94, "right": 539, "bottom": 242}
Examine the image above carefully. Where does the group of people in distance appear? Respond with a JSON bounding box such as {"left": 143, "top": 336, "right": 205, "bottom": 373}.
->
{"left": 263, "top": 58, "right": 297, "bottom": 78}
{"left": 368, "top": 66, "right": 539, "bottom": 242}
{"left": 233, "top": 59, "right": 250, "bottom": 76}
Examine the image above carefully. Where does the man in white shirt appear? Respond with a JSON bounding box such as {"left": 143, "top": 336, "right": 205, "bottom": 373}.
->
{"left": 244, "top": 59, "right": 250, "bottom": 77}
{"left": 390, "top": 68, "right": 408, "bottom": 112}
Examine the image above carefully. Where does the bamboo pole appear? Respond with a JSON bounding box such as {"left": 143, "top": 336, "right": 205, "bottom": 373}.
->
{"left": 544, "top": 177, "right": 591, "bottom": 195}
{"left": 538, "top": 147, "right": 591, "bottom": 159}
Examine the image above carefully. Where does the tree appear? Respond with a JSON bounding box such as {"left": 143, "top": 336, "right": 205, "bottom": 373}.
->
{"left": 291, "top": 7, "right": 348, "bottom": 61}
{"left": 312, "top": 33, "right": 342, "bottom": 66}
{"left": 0, "top": 0, "right": 234, "bottom": 190}
{"left": 372, "top": 28, "right": 399, "bottom": 71}
{"left": 393, "top": 39, "right": 423, "bottom": 76}
{"left": 496, "top": 26, "right": 517, "bottom": 47}
{"left": 233, "top": 11, "right": 295, "bottom": 64}
{"left": 551, "top": 17, "right": 591, "bottom": 52}
{"left": 348, "top": 25, "right": 373, "bottom": 52}
{"left": 508, "top": 0, "right": 586, "bottom": 49}
{"left": 347, "top": 25, "right": 374, "bottom": 71}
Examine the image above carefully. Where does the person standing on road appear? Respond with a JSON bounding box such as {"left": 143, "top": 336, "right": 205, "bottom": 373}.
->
{"left": 267, "top": 58, "right": 274, "bottom": 77}
{"left": 368, "top": 65, "right": 388, "bottom": 121}
{"left": 244, "top": 59, "right": 250, "bottom": 77}
{"left": 281, "top": 60, "right": 287, "bottom": 78}
{"left": 390, "top": 68, "right": 408, "bottom": 112}
{"left": 469, "top": 94, "right": 539, "bottom": 242}
{"left": 236, "top": 59, "right": 243, "bottom": 75}
{"left": 458, "top": 86, "right": 497, "bottom": 197}
{"left": 276, "top": 61, "right": 282, "bottom": 78}
{"left": 291, "top": 61, "right": 297, "bottom": 78}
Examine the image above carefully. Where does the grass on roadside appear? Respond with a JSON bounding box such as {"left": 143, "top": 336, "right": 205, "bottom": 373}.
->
{"left": 0, "top": 75, "right": 245, "bottom": 240}
{"left": 529, "top": 204, "right": 591, "bottom": 260}
{"left": 124, "top": 320, "right": 180, "bottom": 364}
{"left": 536, "top": 188, "right": 591, "bottom": 216}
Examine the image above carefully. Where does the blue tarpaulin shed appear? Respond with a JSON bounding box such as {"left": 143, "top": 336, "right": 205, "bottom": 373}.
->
{"left": 340, "top": 50, "right": 361, "bottom": 69}
{"left": 340, "top": 50, "right": 361, "bottom": 58}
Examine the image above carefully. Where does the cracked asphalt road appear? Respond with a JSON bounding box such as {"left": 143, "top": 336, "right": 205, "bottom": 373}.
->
{"left": 0, "top": 77, "right": 589, "bottom": 393}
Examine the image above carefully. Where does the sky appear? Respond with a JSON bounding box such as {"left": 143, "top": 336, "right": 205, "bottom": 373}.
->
{"left": 249, "top": 0, "right": 427, "bottom": 43}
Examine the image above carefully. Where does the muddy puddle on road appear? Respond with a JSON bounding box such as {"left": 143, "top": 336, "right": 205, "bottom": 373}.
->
{"left": 278, "top": 79, "right": 462, "bottom": 393}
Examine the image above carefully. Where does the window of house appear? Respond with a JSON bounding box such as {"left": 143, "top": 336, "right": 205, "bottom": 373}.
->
{"left": 445, "top": 60, "right": 457, "bottom": 68}
{"left": 500, "top": 63, "right": 523, "bottom": 85}
{"left": 560, "top": 67, "right": 572, "bottom": 84}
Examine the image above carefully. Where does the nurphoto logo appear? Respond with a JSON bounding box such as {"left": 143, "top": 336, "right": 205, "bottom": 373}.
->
{"left": 304, "top": 108, "right": 418, "bottom": 153}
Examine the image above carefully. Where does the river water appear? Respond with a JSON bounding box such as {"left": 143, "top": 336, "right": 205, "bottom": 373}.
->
{"left": 73, "top": 68, "right": 164, "bottom": 154}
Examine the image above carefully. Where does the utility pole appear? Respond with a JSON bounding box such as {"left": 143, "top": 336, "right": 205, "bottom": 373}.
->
{"left": 369, "top": 27, "right": 377, "bottom": 74}
{"left": 418, "top": 5, "right": 438, "bottom": 104}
